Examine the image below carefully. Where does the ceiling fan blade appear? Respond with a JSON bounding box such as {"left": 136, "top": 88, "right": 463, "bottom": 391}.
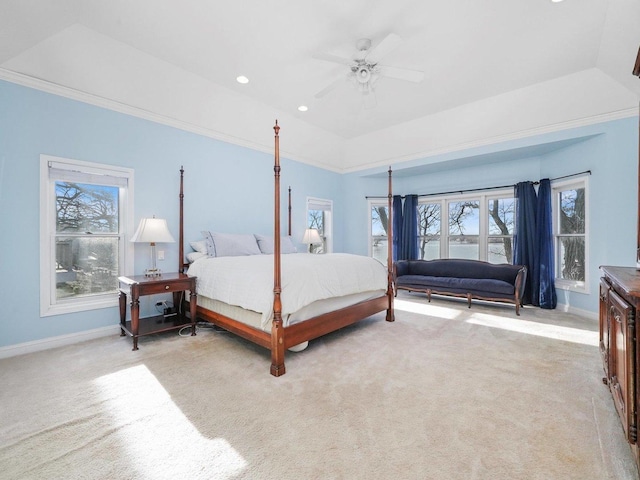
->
{"left": 365, "top": 33, "right": 403, "bottom": 64}
{"left": 380, "top": 65, "right": 424, "bottom": 83}
{"left": 312, "top": 52, "right": 353, "bottom": 66}
{"left": 314, "top": 76, "right": 347, "bottom": 99}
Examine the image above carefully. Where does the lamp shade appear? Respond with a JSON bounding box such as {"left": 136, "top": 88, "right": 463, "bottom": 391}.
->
{"left": 130, "top": 217, "right": 175, "bottom": 244}
{"left": 301, "top": 228, "right": 322, "bottom": 245}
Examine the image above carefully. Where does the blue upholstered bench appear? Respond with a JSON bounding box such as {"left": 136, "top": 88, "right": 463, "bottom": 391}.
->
{"left": 393, "top": 259, "right": 527, "bottom": 315}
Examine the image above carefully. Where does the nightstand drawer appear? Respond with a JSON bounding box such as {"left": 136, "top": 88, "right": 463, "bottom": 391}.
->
{"left": 135, "top": 278, "right": 193, "bottom": 295}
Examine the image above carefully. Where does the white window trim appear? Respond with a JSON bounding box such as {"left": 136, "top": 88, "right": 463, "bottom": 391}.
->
{"left": 39, "top": 154, "right": 135, "bottom": 317}
{"left": 369, "top": 189, "right": 515, "bottom": 262}
{"left": 306, "top": 196, "right": 333, "bottom": 253}
{"left": 421, "top": 189, "right": 513, "bottom": 262}
{"left": 552, "top": 176, "right": 589, "bottom": 294}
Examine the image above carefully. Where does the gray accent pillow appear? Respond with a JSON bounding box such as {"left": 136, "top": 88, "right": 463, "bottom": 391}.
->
{"left": 202, "top": 231, "right": 261, "bottom": 257}
{"left": 254, "top": 234, "right": 298, "bottom": 254}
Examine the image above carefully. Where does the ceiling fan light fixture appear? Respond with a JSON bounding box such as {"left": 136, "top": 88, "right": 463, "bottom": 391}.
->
{"left": 357, "top": 65, "right": 371, "bottom": 84}
{"left": 312, "top": 32, "right": 423, "bottom": 106}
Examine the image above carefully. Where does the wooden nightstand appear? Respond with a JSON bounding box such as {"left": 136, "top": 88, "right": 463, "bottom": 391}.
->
{"left": 118, "top": 273, "right": 197, "bottom": 350}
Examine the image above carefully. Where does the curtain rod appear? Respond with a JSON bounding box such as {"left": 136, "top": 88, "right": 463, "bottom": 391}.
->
{"left": 365, "top": 170, "right": 591, "bottom": 200}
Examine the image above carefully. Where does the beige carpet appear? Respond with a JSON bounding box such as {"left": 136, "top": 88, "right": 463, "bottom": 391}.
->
{"left": 1, "top": 292, "right": 638, "bottom": 480}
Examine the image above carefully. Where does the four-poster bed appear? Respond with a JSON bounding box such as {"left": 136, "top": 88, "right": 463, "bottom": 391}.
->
{"left": 179, "top": 121, "right": 394, "bottom": 376}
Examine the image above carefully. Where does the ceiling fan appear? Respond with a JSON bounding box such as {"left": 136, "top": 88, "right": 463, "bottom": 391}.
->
{"left": 313, "top": 33, "right": 424, "bottom": 108}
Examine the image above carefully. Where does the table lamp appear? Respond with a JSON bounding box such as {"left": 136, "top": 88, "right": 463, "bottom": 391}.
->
{"left": 130, "top": 216, "right": 175, "bottom": 276}
{"left": 302, "top": 228, "right": 322, "bottom": 253}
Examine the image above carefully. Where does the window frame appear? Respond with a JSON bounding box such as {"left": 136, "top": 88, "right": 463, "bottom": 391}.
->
{"left": 368, "top": 188, "right": 515, "bottom": 264}
{"left": 486, "top": 194, "right": 516, "bottom": 264}
{"left": 445, "top": 195, "right": 482, "bottom": 260}
{"left": 306, "top": 196, "right": 333, "bottom": 254}
{"left": 422, "top": 189, "right": 514, "bottom": 262}
{"left": 39, "top": 154, "right": 135, "bottom": 317}
{"left": 552, "top": 176, "right": 589, "bottom": 294}
{"left": 417, "top": 200, "right": 442, "bottom": 261}
{"left": 368, "top": 199, "right": 389, "bottom": 263}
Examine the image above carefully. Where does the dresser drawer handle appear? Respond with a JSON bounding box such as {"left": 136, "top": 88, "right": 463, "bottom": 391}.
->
{"left": 165, "top": 285, "right": 170, "bottom": 290}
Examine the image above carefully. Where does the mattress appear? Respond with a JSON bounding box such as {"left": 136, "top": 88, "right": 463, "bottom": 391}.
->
{"left": 187, "top": 252, "right": 388, "bottom": 330}
{"left": 195, "top": 289, "right": 386, "bottom": 332}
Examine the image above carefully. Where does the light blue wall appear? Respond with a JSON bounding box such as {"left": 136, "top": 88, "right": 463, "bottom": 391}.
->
{"left": 0, "top": 80, "right": 341, "bottom": 347}
{"left": 1, "top": 78, "right": 637, "bottom": 349}
{"left": 342, "top": 117, "right": 639, "bottom": 314}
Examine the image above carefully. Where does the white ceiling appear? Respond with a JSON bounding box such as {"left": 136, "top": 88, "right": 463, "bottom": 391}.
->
{"left": 1, "top": 0, "right": 639, "bottom": 172}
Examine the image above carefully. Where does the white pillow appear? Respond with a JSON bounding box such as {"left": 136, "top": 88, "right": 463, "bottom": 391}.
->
{"left": 254, "top": 234, "right": 298, "bottom": 254}
{"left": 186, "top": 251, "right": 207, "bottom": 263}
{"left": 190, "top": 239, "right": 208, "bottom": 254}
{"left": 202, "top": 231, "right": 261, "bottom": 257}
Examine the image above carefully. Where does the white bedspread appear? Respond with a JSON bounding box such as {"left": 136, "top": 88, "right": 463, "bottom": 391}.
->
{"left": 187, "top": 253, "right": 388, "bottom": 328}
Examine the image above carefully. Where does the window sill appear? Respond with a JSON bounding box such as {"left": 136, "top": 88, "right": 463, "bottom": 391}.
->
{"left": 41, "top": 295, "right": 118, "bottom": 317}
{"left": 554, "top": 279, "right": 589, "bottom": 295}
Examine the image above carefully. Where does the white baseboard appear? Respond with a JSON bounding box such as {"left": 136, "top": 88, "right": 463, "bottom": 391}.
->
{"left": 0, "top": 325, "right": 121, "bottom": 360}
{"left": 556, "top": 303, "right": 598, "bottom": 321}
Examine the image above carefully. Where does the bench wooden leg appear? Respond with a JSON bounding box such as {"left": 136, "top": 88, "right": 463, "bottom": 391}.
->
{"left": 426, "top": 289, "right": 431, "bottom": 303}
{"left": 467, "top": 293, "right": 472, "bottom": 309}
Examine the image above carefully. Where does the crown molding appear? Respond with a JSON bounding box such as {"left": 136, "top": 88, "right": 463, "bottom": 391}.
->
{"left": 0, "top": 68, "right": 341, "bottom": 172}
{"left": 342, "top": 107, "right": 639, "bottom": 174}
{"left": 2, "top": 67, "right": 636, "bottom": 176}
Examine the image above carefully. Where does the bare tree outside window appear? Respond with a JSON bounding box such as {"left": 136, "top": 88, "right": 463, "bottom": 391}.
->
{"left": 55, "top": 182, "right": 120, "bottom": 299}
{"left": 448, "top": 200, "right": 480, "bottom": 259}
{"left": 418, "top": 203, "right": 440, "bottom": 259}
{"left": 371, "top": 205, "right": 388, "bottom": 263}
{"left": 370, "top": 193, "right": 516, "bottom": 264}
{"left": 488, "top": 198, "right": 515, "bottom": 263}
{"left": 558, "top": 188, "right": 585, "bottom": 282}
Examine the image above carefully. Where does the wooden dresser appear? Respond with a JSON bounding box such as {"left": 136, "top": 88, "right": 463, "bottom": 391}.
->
{"left": 603, "top": 46, "right": 640, "bottom": 471}
{"left": 600, "top": 266, "right": 640, "bottom": 464}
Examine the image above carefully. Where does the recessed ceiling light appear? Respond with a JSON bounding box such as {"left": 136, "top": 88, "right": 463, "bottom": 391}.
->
{"left": 551, "top": 0, "right": 564, "bottom": 3}
{"left": 236, "top": 75, "right": 249, "bottom": 84}
{"left": 297, "top": 105, "right": 308, "bottom": 112}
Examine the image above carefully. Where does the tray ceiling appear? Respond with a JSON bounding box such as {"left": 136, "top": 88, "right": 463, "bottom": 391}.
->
{"left": 1, "top": 0, "right": 638, "bottom": 172}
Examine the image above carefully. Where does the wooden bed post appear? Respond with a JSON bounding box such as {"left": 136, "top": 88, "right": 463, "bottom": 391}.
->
{"left": 386, "top": 167, "right": 395, "bottom": 322}
{"left": 179, "top": 166, "right": 185, "bottom": 274}
{"left": 288, "top": 186, "right": 292, "bottom": 237}
{"left": 271, "top": 121, "right": 286, "bottom": 376}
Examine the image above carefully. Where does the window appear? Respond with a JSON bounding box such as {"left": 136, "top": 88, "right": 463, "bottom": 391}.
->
{"left": 306, "top": 197, "right": 333, "bottom": 253}
{"left": 487, "top": 196, "right": 515, "bottom": 264}
{"left": 370, "top": 201, "right": 389, "bottom": 264}
{"left": 369, "top": 190, "right": 515, "bottom": 264}
{"left": 40, "top": 155, "right": 134, "bottom": 316}
{"left": 448, "top": 199, "right": 480, "bottom": 260}
{"left": 553, "top": 178, "right": 588, "bottom": 292}
{"left": 417, "top": 202, "right": 441, "bottom": 260}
